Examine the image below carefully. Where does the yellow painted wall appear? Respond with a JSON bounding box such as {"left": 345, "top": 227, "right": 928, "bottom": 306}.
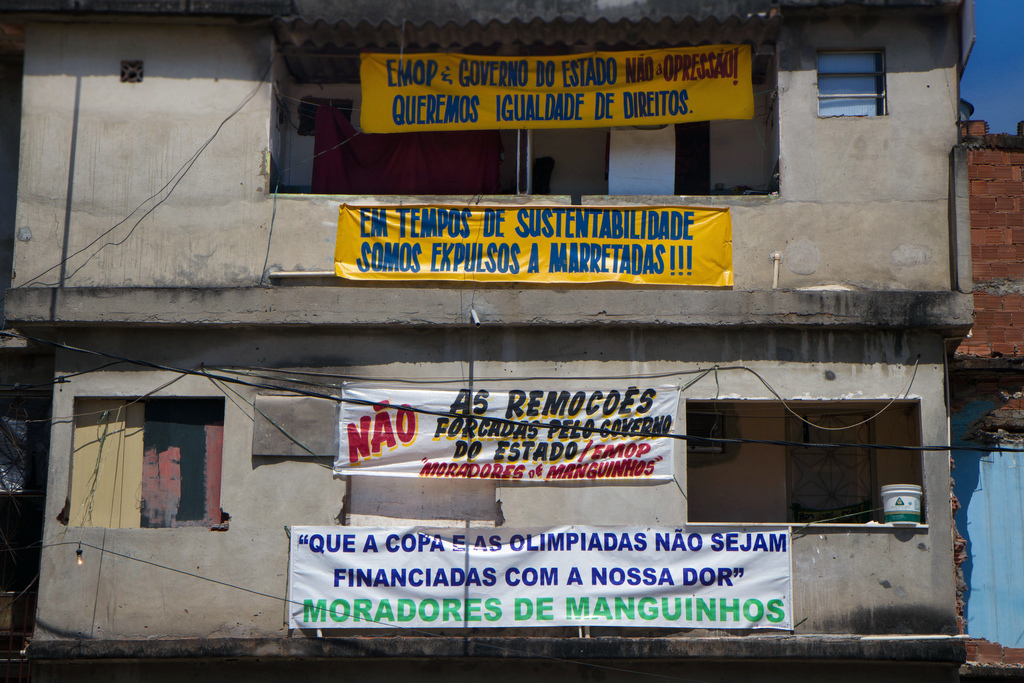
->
{"left": 69, "top": 400, "right": 144, "bottom": 527}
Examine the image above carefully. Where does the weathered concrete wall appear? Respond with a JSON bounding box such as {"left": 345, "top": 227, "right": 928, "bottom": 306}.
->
{"left": 9, "top": 12, "right": 962, "bottom": 294}
{"left": 29, "top": 652, "right": 963, "bottom": 683}
{"left": 13, "top": 21, "right": 273, "bottom": 290}
{"left": 3, "top": 286, "right": 975, "bottom": 330}
{"left": 773, "top": 11, "right": 960, "bottom": 292}
{"left": 34, "top": 326, "right": 956, "bottom": 640}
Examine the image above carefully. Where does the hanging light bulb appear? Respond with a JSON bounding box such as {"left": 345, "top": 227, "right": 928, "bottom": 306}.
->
{"left": 76, "top": 543, "right": 83, "bottom": 566}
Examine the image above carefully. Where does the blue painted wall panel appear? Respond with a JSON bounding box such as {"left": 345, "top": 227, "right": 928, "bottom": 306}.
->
{"left": 952, "top": 400, "right": 1024, "bottom": 646}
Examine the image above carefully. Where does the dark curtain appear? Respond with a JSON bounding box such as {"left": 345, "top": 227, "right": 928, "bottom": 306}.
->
{"left": 674, "top": 121, "right": 710, "bottom": 195}
{"left": 311, "top": 106, "right": 503, "bottom": 195}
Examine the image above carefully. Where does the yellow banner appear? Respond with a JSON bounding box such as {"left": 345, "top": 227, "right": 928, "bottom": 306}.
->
{"left": 359, "top": 46, "right": 752, "bottom": 133}
{"left": 335, "top": 205, "right": 732, "bottom": 286}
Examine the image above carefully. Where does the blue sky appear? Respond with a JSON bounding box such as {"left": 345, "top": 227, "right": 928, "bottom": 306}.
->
{"left": 960, "top": 0, "right": 1024, "bottom": 135}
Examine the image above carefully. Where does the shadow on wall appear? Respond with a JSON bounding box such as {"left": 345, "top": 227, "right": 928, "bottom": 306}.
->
{"left": 0, "top": 59, "right": 23, "bottom": 313}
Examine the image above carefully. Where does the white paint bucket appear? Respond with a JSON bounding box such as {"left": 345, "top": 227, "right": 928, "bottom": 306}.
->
{"left": 881, "top": 484, "right": 922, "bottom": 524}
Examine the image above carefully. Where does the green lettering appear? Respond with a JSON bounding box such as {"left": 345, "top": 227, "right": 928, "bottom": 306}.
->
{"left": 567, "top": 597, "right": 590, "bottom": 619}
{"left": 303, "top": 599, "right": 327, "bottom": 623}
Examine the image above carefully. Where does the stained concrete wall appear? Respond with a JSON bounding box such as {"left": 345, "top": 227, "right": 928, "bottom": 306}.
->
{"left": 30, "top": 657, "right": 962, "bottom": 683}
{"left": 9, "top": 11, "right": 964, "bottom": 294}
{"left": 13, "top": 21, "right": 273, "bottom": 289}
{"left": 768, "top": 10, "right": 960, "bottom": 291}
{"left": 34, "top": 326, "right": 956, "bottom": 641}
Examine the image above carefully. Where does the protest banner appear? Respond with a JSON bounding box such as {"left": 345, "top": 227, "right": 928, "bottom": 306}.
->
{"left": 288, "top": 525, "right": 793, "bottom": 630}
{"left": 336, "top": 385, "right": 679, "bottom": 482}
{"left": 359, "top": 46, "right": 753, "bottom": 133}
{"left": 335, "top": 204, "right": 733, "bottom": 286}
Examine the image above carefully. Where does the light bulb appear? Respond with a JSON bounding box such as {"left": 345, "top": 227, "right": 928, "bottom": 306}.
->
{"left": 76, "top": 547, "right": 83, "bottom": 566}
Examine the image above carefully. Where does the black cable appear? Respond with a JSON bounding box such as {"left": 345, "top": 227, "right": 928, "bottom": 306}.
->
{"left": 16, "top": 57, "right": 275, "bottom": 290}
{"left": 0, "top": 330, "right": 1013, "bottom": 455}
{"left": 41, "top": 539, "right": 713, "bottom": 683}
{"left": 0, "top": 361, "right": 128, "bottom": 393}
{"left": 214, "top": 364, "right": 724, "bottom": 385}
{"left": 259, "top": 125, "right": 363, "bottom": 285}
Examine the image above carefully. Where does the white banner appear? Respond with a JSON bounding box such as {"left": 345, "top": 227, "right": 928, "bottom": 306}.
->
{"left": 336, "top": 385, "right": 679, "bottom": 482}
{"left": 288, "top": 526, "right": 792, "bottom": 630}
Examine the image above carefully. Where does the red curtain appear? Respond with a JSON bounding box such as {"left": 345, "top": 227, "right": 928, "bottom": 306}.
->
{"left": 311, "top": 106, "right": 503, "bottom": 195}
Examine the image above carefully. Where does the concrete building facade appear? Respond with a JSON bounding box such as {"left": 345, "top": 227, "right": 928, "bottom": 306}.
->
{"left": 0, "top": 0, "right": 976, "bottom": 680}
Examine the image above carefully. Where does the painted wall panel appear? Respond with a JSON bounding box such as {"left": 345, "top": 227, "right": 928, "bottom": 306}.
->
{"left": 69, "top": 400, "right": 144, "bottom": 528}
{"left": 953, "top": 401, "right": 1024, "bottom": 646}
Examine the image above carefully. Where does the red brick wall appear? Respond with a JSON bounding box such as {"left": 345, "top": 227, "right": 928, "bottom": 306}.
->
{"left": 957, "top": 136, "right": 1024, "bottom": 357}
{"left": 965, "top": 639, "right": 1024, "bottom": 666}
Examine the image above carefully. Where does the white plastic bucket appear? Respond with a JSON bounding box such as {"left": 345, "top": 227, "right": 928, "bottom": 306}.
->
{"left": 881, "top": 484, "right": 922, "bottom": 524}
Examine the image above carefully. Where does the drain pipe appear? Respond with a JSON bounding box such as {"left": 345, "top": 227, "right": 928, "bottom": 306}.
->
{"left": 771, "top": 251, "right": 782, "bottom": 289}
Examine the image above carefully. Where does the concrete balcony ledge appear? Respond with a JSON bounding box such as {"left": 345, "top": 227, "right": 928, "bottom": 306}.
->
{"left": 4, "top": 286, "right": 973, "bottom": 332}
{"left": 26, "top": 635, "right": 967, "bottom": 663}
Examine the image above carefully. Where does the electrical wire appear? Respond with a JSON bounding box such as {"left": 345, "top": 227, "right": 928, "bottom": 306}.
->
{"left": 260, "top": 116, "right": 362, "bottom": 285}
{"left": 0, "top": 330, "right": 1013, "bottom": 455}
{"left": 212, "top": 360, "right": 916, "bottom": 435}
{"left": 741, "top": 357, "right": 921, "bottom": 432}
{"left": 200, "top": 369, "right": 333, "bottom": 469}
{"left": 0, "top": 360, "right": 129, "bottom": 393}
{"left": 42, "top": 538, "right": 717, "bottom": 683}
{"left": 44, "top": 372, "right": 189, "bottom": 427}
{"left": 17, "top": 57, "right": 277, "bottom": 290}
{"left": 6, "top": 67, "right": 780, "bottom": 299}
{"left": 272, "top": 88, "right": 363, "bottom": 113}
{"left": 209, "top": 365, "right": 724, "bottom": 392}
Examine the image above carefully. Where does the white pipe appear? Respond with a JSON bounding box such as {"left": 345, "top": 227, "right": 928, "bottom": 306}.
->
{"left": 516, "top": 130, "right": 522, "bottom": 195}
{"left": 526, "top": 130, "right": 533, "bottom": 195}
{"left": 771, "top": 252, "right": 782, "bottom": 289}
{"left": 267, "top": 270, "right": 336, "bottom": 278}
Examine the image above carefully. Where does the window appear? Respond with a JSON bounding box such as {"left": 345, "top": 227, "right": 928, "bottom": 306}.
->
{"left": 788, "top": 412, "right": 876, "bottom": 523}
{"left": 69, "top": 398, "right": 224, "bottom": 528}
{"left": 817, "top": 51, "right": 885, "bottom": 117}
{"left": 685, "top": 401, "right": 921, "bottom": 524}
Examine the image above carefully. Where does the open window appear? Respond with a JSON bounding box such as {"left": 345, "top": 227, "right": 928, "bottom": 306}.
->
{"left": 271, "top": 45, "right": 779, "bottom": 197}
{"left": 68, "top": 398, "right": 224, "bottom": 528}
{"left": 685, "top": 401, "right": 922, "bottom": 524}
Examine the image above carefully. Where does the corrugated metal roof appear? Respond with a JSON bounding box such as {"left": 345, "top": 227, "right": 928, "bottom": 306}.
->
{"left": 0, "top": 0, "right": 962, "bottom": 18}
{"left": 285, "top": 0, "right": 777, "bottom": 28}
{"left": 274, "top": 14, "right": 784, "bottom": 52}
{"left": 0, "top": 0, "right": 290, "bottom": 15}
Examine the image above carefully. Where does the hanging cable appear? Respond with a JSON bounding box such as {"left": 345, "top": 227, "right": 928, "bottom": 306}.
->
{"left": 18, "top": 56, "right": 277, "bottom": 290}
{"left": 0, "top": 330, "right": 1010, "bottom": 455}
{"left": 740, "top": 356, "right": 921, "bottom": 432}
{"left": 35, "top": 538, "right": 714, "bottom": 683}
